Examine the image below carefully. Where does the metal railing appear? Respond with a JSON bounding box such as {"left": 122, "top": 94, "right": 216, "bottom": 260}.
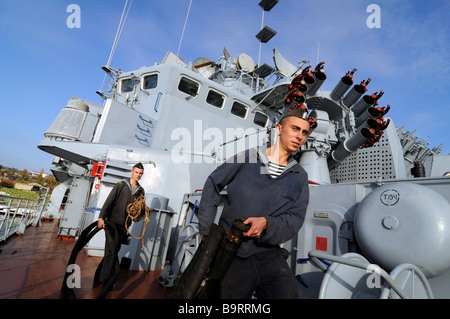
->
{"left": 0, "top": 188, "right": 50, "bottom": 242}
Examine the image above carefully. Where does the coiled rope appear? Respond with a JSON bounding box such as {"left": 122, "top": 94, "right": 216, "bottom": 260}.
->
{"left": 125, "top": 194, "right": 151, "bottom": 250}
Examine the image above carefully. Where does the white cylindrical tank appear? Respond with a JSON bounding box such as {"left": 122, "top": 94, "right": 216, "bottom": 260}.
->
{"left": 354, "top": 182, "right": 450, "bottom": 278}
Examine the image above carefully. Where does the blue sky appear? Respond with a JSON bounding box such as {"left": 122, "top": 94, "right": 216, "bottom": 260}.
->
{"left": 1, "top": 0, "right": 449, "bottom": 173}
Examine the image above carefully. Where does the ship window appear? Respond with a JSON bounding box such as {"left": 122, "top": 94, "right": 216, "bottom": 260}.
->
{"left": 121, "top": 78, "right": 135, "bottom": 93}
{"left": 231, "top": 101, "right": 248, "bottom": 118}
{"left": 143, "top": 74, "right": 158, "bottom": 90}
{"left": 253, "top": 112, "right": 268, "bottom": 127}
{"left": 178, "top": 76, "right": 199, "bottom": 97}
{"left": 206, "top": 90, "right": 225, "bottom": 108}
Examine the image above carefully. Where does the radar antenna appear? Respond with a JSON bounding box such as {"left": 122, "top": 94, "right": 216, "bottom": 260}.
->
{"left": 192, "top": 57, "right": 217, "bottom": 78}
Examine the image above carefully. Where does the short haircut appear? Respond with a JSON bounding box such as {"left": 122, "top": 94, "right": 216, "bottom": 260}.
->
{"left": 279, "top": 115, "right": 310, "bottom": 128}
{"left": 133, "top": 162, "right": 144, "bottom": 170}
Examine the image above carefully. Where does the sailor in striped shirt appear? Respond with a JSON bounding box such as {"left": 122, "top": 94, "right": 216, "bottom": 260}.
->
{"left": 199, "top": 108, "right": 316, "bottom": 299}
{"left": 267, "top": 161, "right": 286, "bottom": 179}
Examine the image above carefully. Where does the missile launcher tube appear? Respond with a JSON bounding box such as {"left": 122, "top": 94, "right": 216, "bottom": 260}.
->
{"left": 330, "top": 74, "right": 353, "bottom": 101}
{"left": 351, "top": 94, "right": 376, "bottom": 117}
{"left": 328, "top": 127, "right": 372, "bottom": 169}
{"left": 307, "top": 70, "right": 327, "bottom": 96}
{"left": 342, "top": 82, "right": 367, "bottom": 108}
{"left": 355, "top": 107, "right": 381, "bottom": 127}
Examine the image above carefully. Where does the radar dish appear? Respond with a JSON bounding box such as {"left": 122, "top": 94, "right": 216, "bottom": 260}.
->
{"left": 237, "top": 53, "right": 255, "bottom": 72}
{"left": 273, "top": 47, "right": 299, "bottom": 77}
{"left": 192, "top": 57, "right": 216, "bottom": 78}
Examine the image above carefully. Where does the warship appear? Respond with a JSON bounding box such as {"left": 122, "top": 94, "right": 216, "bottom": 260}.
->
{"left": 2, "top": 0, "right": 450, "bottom": 299}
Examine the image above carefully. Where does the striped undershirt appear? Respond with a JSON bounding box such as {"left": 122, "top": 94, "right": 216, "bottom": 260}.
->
{"left": 268, "top": 161, "right": 286, "bottom": 179}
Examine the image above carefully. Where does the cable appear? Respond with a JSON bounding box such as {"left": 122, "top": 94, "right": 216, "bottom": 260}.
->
{"left": 60, "top": 220, "right": 119, "bottom": 299}
{"left": 125, "top": 194, "right": 151, "bottom": 250}
{"left": 176, "top": 0, "right": 193, "bottom": 60}
{"left": 99, "top": 0, "right": 133, "bottom": 94}
{"left": 107, "top": 0, "right": 133, "bottom": 68}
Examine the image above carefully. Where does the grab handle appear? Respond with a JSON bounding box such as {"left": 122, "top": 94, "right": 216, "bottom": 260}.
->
{"left": 134, "top": 134, "right": 148, "bottom": 143}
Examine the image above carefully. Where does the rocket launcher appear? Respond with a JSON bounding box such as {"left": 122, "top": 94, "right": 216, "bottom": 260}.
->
{"left": 330, "top": 68, "right": 357, "bottom": 101}
{"left": 308, "top": 62, "right": 327, "bottom": 96}
{"left": 352, "top": 90, "right": 384, "bottom": 117}
{"left": 343, "top": 78, "right": 371, "bottom": 108}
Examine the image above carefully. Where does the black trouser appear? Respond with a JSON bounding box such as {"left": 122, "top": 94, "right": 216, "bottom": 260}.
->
{"left": 97, "top": 223, "right": 125, "bottom": 287}
{"left": 219, "top": 248, "right": 299, "bottom": 299}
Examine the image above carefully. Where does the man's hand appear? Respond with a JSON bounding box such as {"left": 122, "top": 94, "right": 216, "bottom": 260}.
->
{"left": 98, "top": 217, "right": 105, "bottom": 229}
{"left": 243, "top": 217, "right": 267, "bottom": 238}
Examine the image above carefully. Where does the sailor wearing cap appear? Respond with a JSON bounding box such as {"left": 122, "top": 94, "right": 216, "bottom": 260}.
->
{"left": 198, "top": 108, "right": 314, "bottom": 299}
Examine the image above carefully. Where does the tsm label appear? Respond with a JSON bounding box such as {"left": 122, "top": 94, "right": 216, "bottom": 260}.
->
{"left": 380, "top": 189, "right": 400, "bottom": 206}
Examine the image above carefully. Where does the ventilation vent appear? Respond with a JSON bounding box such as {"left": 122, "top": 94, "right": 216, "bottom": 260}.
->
{"left": 330, "top": 132, "right": 397, "bottom": 183}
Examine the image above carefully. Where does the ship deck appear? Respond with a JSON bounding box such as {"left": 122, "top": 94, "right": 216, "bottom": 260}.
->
{"left": 0, "top": 219, "right": 172, "bottom": 299}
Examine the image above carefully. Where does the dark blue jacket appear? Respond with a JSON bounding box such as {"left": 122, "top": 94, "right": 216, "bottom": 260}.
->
{"left": 198, "top": 145, "right": 309, "bottom": 258}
